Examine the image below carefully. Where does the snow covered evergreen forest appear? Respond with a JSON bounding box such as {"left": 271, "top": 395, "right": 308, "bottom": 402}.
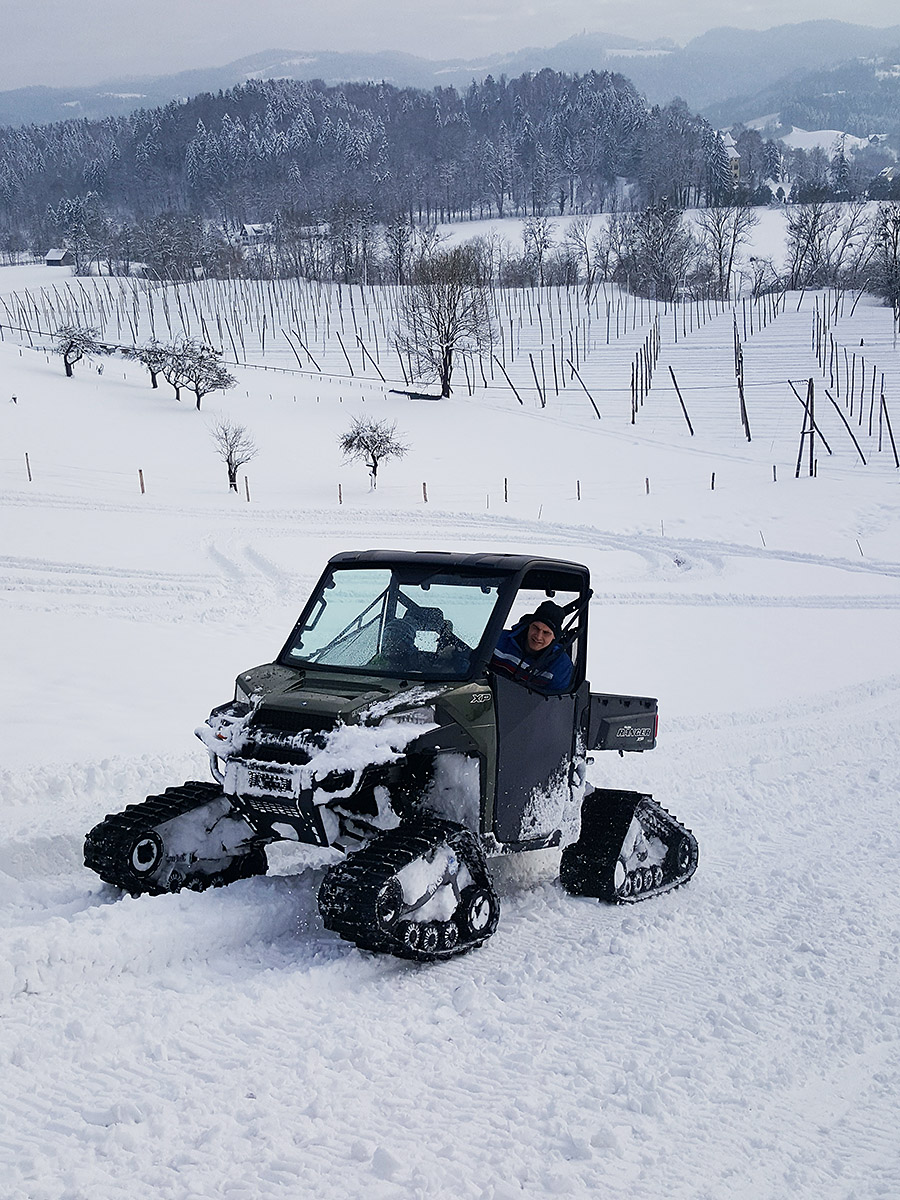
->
{"left": 1, "top": 226, "right": 900, "bottom": 1198}
{"left": 3, "top": 64, "right": 898, "bottom": 280}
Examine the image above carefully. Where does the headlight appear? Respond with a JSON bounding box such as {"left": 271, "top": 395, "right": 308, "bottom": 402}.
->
{"left": 315, "top": 768, "right": 356, "bottom": 793}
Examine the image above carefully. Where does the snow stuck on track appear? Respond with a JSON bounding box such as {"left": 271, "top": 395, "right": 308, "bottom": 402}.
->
{"left": 1, "top": 268, "right": 899, "bottom": 1199}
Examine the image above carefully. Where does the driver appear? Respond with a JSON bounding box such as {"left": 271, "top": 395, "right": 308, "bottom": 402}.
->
{"left": 490, "top": 601, "right": 573, "bottom": 694}
{"left": 369, "top": 618, "right": 417, "bottom": 670}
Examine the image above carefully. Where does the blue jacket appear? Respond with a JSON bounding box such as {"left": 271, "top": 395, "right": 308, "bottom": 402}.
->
{"left": 490, "top": 623, "right": 574, "bottom": 694}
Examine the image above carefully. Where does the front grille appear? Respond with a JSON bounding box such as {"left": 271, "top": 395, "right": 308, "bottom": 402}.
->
{"left": 241, "top": 738, "right": 312, "bottom": 765}
{"left": 250, "top": 708, "right": 335, "bottom": 735}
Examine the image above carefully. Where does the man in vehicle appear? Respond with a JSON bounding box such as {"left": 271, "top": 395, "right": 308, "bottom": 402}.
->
{"left": 490, "top": 600, "right": 573, "bottom": 694}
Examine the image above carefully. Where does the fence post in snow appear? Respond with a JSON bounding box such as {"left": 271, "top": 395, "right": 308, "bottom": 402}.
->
{"left": 881, "top": 394, "right": 899, "bottom": 468}
{"left": 668, "top": 366, "right": 694, "bottom": 436}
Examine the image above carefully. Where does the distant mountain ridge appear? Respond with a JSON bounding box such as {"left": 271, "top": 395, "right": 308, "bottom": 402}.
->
{"left": 1, "top": 21, "right": 899, "bottom": 130}
{"left": 702, "top": 48, "right": 900, "bottom": 141}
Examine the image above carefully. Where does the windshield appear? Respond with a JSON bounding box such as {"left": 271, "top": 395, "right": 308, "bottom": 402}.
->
{"left": 281, "top": 566, "right": 508, "bottom": 679}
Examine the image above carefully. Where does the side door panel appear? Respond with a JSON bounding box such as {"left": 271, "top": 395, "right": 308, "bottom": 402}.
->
{"left": 491, "top": 674, "right": 580, "bottom": 846}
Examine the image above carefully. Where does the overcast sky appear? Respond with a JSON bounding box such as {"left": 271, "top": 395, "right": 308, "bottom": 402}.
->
{"left": 3, "top": 0, "right": 899, "bottom": 90}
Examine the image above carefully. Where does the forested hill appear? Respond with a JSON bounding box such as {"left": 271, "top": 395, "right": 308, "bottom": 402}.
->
{"left": 0, "top": 70, "right": 745, "bottom": 244}
{"left": 703, "top": 50, "right": 900, "bottom": 142}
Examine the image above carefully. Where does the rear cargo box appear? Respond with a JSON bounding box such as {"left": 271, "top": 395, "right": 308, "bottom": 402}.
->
{"left": 588, "top": 692, "right": 657, "bottom": 752}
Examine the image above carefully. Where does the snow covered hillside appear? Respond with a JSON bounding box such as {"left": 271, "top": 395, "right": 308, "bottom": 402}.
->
{"left": 1, "top": 269, "right": 899, "bottom": 1199}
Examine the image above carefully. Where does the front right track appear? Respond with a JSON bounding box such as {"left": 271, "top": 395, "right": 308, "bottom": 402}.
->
{"left": 318, "top": 813, "right": 499, "bottom": 962}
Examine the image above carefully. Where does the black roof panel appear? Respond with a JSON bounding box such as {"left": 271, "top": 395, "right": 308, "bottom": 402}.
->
{"left": 327, "top": 549, "right": 589, "bottom": 579}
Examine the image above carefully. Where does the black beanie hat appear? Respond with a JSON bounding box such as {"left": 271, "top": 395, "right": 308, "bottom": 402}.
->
{"left": 528, "top": 601, "right": 565, "bottom": 639}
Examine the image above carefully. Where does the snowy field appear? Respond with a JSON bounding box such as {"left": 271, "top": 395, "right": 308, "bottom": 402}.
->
{"left": 1, "top": 264, "right": 900, "bottom": 1199}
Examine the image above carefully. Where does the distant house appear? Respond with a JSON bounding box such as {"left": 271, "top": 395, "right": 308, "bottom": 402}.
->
{"left": 45, "top": 248, "right": 74, "bottom": 267}
{"left": 721, "top": 132, "right": 741, "bottom": 186}
{"left": 240, "top": 223, "right": 273, "bottom": 246}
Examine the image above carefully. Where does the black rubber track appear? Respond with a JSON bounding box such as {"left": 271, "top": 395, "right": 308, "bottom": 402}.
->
{"left": 559, "top": 789, "right": 698, "bottom": 903}
{"left": 318, "top": 813, "right": 499, "bottom": 962}
{"left": 84, "top": 781, "right": 268, "bottom": 895}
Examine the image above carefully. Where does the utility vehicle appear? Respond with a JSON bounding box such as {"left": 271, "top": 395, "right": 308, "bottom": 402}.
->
{"left": 85, "top": 550, "right": 697, "bottom": 960}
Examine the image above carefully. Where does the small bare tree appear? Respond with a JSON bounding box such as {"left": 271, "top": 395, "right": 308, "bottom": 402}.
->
{"left": 210, "top": 418, "right": 258, "bottom": 492}
{"left": 564, "top": 216, "right": 599, "bottom": 295}
{"left": 339, "top": 416, "right": 408, "bottom": 489}
{"left": 161, "top": 337, "right": 236, "bottom": 409}
{"left": 180, "top": 340, "right": 236, "bottom": 411}
{"left": 53, "top": 324, "right": 111, "bottom": 377}
{"left": 396, "top": 245, "right": 494, "bottom": 397}
{"left": 122, "top": 337, "right": 169, "bottom": 388}
{"left": 161, "top": 337, "right": 193, "bottom": 402}
{"left": 522, "top": 216, "right": 556, "bottom": 285}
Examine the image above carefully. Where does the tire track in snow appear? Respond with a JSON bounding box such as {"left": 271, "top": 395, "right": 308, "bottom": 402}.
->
{"left": 600, "top": 590, "right": 900, "bottom": 609}
{"left": 5, "top": 488, "right": 900, "bottom": 586}
{"left": 0, "top": 554, "right": 221, "bottom": 618}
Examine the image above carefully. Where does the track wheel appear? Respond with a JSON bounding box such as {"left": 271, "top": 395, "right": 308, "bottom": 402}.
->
{"left": 398, "top": 921, "right": 422, "bottom": 952}
{"left": 420, "top": 923, "right": 441, "bottom": 954}
{"left": 440, "top": 921, "right": 459, "bottom": 952}
{"left": 631, "top": 869, "right": 643, "bottom": 894}
{"left": 130, "top": 832, "right": 163, "bottom": 877}
{"left": 642, "top": 867, "right": 655, "bottom": 891}
{"left": 459, "top": 885, "right": 499, "bottom": 940}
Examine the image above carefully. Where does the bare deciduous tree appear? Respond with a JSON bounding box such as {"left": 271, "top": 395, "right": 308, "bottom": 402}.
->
{"left": 122, "top": 337, "right": 169, "bottom": 388}
{"left": 161, "top": 337, "right": 193, "bottom": 402}
{"left": 210, "top": 418, "right": 258, "bottom": 492}
{"left": 617, "top": 204, "right": 699, "bottom": 301}
{"left": 339, "top": 416, "right": 408, "bottom": 489}
{"left": 694, "top": 204, "right": 759, "bottom": 300}
{"left": 522, "top": 216, "right": 556, "bottom": 285}
{"left": 52, "top": 324, "right": 111, "bottom": 377}
{"left": 785, "top": 201, "right": 875, "bottom": 289}
{"left": 396, "top": 245, "right": 495, "bottom": 398}
{"left": 161, "top": 337, "right": 235, "bottom": 410}
{"left": 563, "top": 215, "right": 599, "bottom": 296}
{"left": 180, "top": 342, "right": 236, "bottom": 411}
{"left": 869, "top": 203, "right": 900, "bottom": 307}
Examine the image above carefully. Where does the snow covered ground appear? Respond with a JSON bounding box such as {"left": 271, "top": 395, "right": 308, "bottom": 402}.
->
{"left": 1, "top": 268, "right": 899, "bottom": 1199}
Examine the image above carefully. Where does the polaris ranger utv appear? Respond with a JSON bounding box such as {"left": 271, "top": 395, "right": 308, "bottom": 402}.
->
{"left": 85, "top": 550, "right": 698, "bottom": 961}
